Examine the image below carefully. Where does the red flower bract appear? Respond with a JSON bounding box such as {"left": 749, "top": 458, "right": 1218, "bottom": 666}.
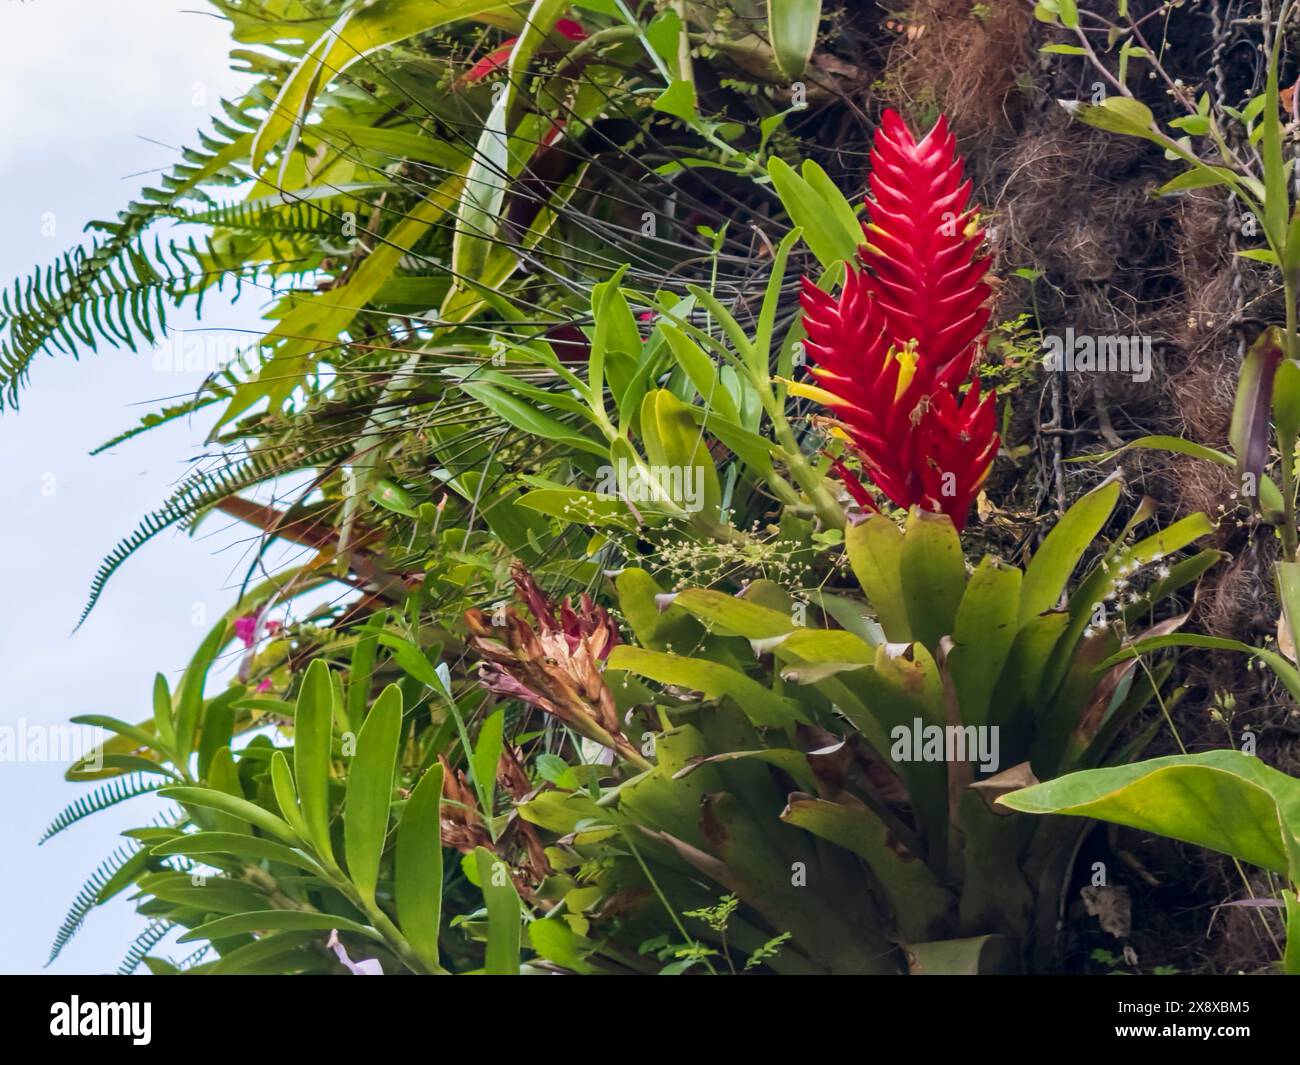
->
{"left": 798, "top": 109, "right": 999, "bottom": 530}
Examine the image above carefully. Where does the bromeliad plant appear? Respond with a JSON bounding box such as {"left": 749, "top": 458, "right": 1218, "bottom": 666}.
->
{"left": 445, "top": 109, "right": 1224, "bottom": 971}
{"left": 465, "top": 479, "right": 1216, "bottom": 973}
{"left": 20, "top": 1, "right": 1248, "bottom": 975}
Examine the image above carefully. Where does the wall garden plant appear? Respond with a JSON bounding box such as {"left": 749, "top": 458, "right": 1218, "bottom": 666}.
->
{"left": 11, "top": 0, "right": 1300, "bottom": 976}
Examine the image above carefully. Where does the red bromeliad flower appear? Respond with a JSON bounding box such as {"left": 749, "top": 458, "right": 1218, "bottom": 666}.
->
{"left": 797, "top": 109, "right": 999, "bottom": 530}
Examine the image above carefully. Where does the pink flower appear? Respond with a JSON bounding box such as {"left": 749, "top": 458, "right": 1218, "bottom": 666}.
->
{"left": 234, "top": 614, "right": 258, "bottom": 648}
{"left": 234, "top": 613, "right": 282, "bottom": 648}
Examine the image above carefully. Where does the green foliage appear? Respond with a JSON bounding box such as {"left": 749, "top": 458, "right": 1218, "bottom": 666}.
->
{"left": 16, "top": 0, "right": 1274, "bottom": 977}
{"left": 1001, "top": 750, "right": 1300, "bottom": 973}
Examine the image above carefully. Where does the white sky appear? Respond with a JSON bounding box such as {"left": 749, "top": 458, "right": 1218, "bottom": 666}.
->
{"left": 0, "top": 0, "right": 268, "bottom": 973}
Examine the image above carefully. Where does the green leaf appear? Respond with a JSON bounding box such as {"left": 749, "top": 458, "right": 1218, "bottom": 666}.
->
{"left": 1020, "top": 476, "right": 1121, "bottom": 623}
{"left": 673, "top": 588, "right": 794, "bottom": 639}
{"left": 1156, "top": 165, "right": 1238, "bottom": 195}
{"left": 606, "top": 646, "right": 806, "bottom": 728}
{"left": 157, "top": 786, "right": 300, "bottom": 846}
{"left": 1238, "top": 248, "right": 1281, "bottom": 265}
{"left": 527, "top": 917, "right": 593, "bottom": 971}
{"left": 271, "top": 750, "right": 312, "bottom": 842}
{"left": 1274, "top": 359, "right": 1300, "bottom": 442}
{"left": 396, "top": 765, "right": 446, "bottom": 973}
{"left": 1075, "top": 433, "right": 1286, "bottom": 518}
{"left": 151, "top": 673, "right": 175, "bottom": 751}
{"left": 799, "top": 161, "right": 862, "bottom": 263}
{"left": 948, "top": 557, "right": 1022, "bottom": 727}
{"left": 845, "top": 514, "right": 913, "bottom": 641}
{"left": 767, "top": 156, "right": 862, "bottom": 268}
{"left": 69, "top": 715, "right": 165, "bottom": 757}
{"left": 639, "top": 389, "right": 723, "bottom": 523}
{"left": 344, "top": 684, "right": 404, "bottom": 903}
{"left": 151, "top": 831, "right": 321, "bottom": 874}
{"left": 251, "top": 0, "right": 520, "bottom": 170}
{"left": 378, "top": 632, "right": 444, "bottom": 689}
{"left": 767, "top": 0, "right": 823, "bottom": 79}
{"left": 176, "top": 619, "right": 230, "bottom": 762}
{"left": 1064, "top": 96, "right": 1158, "bottom": 140}
{"left": 347, "top": 612, "right": 384, "bottom": 733}
{"left": 517, "top": 487, "right": 638, "bottom": 531}
{"left": 294, "top": 660, "right": 336, "bottom": 859}
{"left": 180, "top": 910, "right": 380, "bottom": 945}
{"left": 1262, "top": 26, "right": 1289, "bottom": 246}
{"left": 782, "top": 796, "right": 950, "bottom": 942}
{"left": 589, "top": 264, "right": 635, "bottom": 411}
{"left": 371, "top": 480, "right": 419, "bottom": 518}
{"left": 1286, "top": 892, "right": 1300, "bottom": 974}
{"left": 1275, "top": 562, "right": 1300, "bottom": 687}
{"left": 899, "top": 509, "right": 966, "bottom": 649}
{"left": 614, "top": 568, "right": 703, "bottom": 650}
{"left": 1103, "top": 633, "right": 1300, "bottom": 705}
{"left": 475, "top": 845, "right": 522, "bottom": 974}
{"left": 139, "top": 871, "right": 269, "bottom": 914}
{"left": 907, "top": 935, "right": 1020, "bottom": 974}
{"left": 999, "top": 750, "right": 1300, "bottom": 878}
{"left": 197, "top": 689, "right": 239, "bottom": 782}
{"left": 207, "top": 931, "right": 325, "bottom": 975}
{"left": 460, "top": 380, "right": 608, "bottom": 457}
{"left": 661, "top": 324, "right": 741, "bottom": 424}
{"left": 653, "top": 78, "right": 700, "bottom": 124}
{"left": 472, "top": 709, "right": 506, "bottom": 805}
{"left": 1077, "top": 433, "right": 1237, "bottom": 466}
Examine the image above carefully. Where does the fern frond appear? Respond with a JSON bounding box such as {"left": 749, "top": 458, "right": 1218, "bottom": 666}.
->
{"left": 175, "top": 943, "right": 212, "bottom": 970}
{"left": 0, "top": 235, "right": 268, "bottom": 409}
{"left": 177, "top": 197, "right": 348, "bottom": 240}
{"left": 90, "top": 394, "right": 224, "bottom": 455}
{"left": 0, "top": 96, "right": 262, "bottom": 409}
{"left": 48, "top": 843, "right": 144, "bottom": 966}
{"left": 78, "top": 440, "right": 352, "bottom": 628}
{"left": 118, "top": 920, "right": 173, "bottom": 976}
{"left": 39, "top": 772, "right": 165, "bottom": 845}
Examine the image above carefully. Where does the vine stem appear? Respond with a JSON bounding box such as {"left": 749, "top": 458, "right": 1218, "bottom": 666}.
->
{"left": 758, "top": 383, "right": 845, "bottom": 530}
{"left": 1282, "top": 272, "right": 1299, "bottom": 560}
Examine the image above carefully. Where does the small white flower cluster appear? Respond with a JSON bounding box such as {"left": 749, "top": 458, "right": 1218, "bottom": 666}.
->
{"left": 649, "top": 523, "right": 814, "bottom": 589}
{"left": 1081, "top": 556, "right": 1172, "bottom": 640}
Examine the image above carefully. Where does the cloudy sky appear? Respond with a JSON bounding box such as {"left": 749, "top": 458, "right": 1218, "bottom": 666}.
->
{"left": 0, "top": 0, "right": 264, "bottom": 972}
